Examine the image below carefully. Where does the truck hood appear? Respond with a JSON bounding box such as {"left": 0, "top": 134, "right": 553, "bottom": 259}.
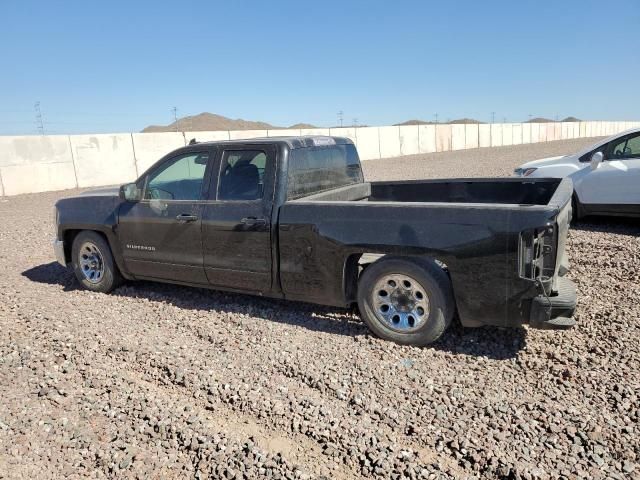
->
{"left": 77, "top": 186, "right": 120, "bottom": 197}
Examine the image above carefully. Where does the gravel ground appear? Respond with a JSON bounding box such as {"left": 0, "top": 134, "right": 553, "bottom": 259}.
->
{"left": 1, "top": 137, "right": 638, "bottom": 479}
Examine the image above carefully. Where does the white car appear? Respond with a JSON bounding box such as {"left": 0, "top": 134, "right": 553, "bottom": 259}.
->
{"left": 514, "top": 128, "right": 640, "bottom": 219}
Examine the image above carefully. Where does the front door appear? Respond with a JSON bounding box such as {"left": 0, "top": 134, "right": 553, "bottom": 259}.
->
{"left": 201, "top": 145, "right": 276, "bottom": 293}
{"left": 576, "top": 131, "right": 640, "bottom": 210}
{"left": 118, "top": 149, "right": 213, "bottom": 283}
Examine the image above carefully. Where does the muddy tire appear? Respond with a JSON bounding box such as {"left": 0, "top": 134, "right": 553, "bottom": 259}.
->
{"left": 357, "top": 257, "right": 454, "bottom": 346}
{"left": 71, "top": 231, "right": 122, "bottom": 293}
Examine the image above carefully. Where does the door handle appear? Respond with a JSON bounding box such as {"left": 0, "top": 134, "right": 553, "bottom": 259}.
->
{"left": 241, "top": 217, "right": 267, "bottom": 226}
{"left": 176, "top": 213, "right": 198, "bottom": 223}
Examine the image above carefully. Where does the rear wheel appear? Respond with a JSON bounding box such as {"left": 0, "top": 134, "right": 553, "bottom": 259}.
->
{"left": 71, "top": 231, "right": 122, "bottom": 293}
{"left": 357, "top": 257, "right": 454, "bottom": 346}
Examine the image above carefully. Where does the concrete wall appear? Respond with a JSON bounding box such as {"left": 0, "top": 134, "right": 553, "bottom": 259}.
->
{"left": 451, "top": 124, "right": 466, "bottom": 151}
{"left": 478, "top": 124, "right": 491, "bottom": 148}
{"left": 0, "top": 135, "right": 77, "bottom": 195}
{"left": 418, "top": 125, "right": 436, "bottom": 153}
{"left": 465, "top": 124, "right": 479, "bottom": 149}
{"left": 356, "top": 127, "right": 380, "bottom": 161}
{"left": 0, "top": 120, "right": 636, "bottom": 196}
{"left": 435, "top": 124, "right": 452, "bottom": 152}
{"left": 132, "top": 132, "right": 186, "bottom": 175}
{"left": 378, "top": 126, "right": 401, "bottom": 158}
{"left": 399, "top": 125, "right": 420, "bottom": 156}
{"left": 70, "top": 134, "right": 137, "bottom": 188}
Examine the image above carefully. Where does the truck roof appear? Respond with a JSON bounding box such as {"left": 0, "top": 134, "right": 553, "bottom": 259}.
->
{"left": 189, "top": 135, "right": 354, "bottom": 150}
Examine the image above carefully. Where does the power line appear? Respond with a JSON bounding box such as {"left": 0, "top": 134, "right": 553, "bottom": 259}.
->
{"left": 172, "top": 106, "right": 178, "bottom": 132}
{"left": 34, "top": 101, "right": 45, "bottom": 135}
{"left": 337, "top": 110, "right": 343, "bottom": 128}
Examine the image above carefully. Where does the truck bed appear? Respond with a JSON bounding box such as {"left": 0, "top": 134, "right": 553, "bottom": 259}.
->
{"left": 279, "top": 177, "right": 573, "bottom": 328}
{"left": 295, "top": 178, "right": 564, "bottom": 206}
{"left": 369, "top": 178, "right": 562, "bottom": 205}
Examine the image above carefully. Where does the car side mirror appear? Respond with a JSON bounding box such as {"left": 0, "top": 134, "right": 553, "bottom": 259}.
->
{"left": 119, "top": 182, "right": 142, "bottom": 202}
{"left": 590, "top": 151, "right": 603, "bottom": 170}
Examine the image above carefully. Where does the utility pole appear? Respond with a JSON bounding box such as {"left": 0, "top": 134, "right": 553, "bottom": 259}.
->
{"left": 353, "top": 118, "right": 358, "bottom": 128}
{"left": 491, "top": 112, "right": 495, "bottom": 124}
{"left": 34, "top": 101, "right": 44, "bottom": 135}
{"left": 337, "top": 110, "right": 343, "bottom": 128}
{"left": 434, "top": 113, "right": 438, "bottom": 124}
{"left": 172, "top": 106, "right": 178, "bottom": 132}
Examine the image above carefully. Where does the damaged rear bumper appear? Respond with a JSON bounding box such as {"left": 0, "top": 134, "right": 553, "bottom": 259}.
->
{"left": 529, "top": 277, "right": 577, "bottom": 330}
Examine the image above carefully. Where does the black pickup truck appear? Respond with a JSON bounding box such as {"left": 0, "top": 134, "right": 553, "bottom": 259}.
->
{"left": 53, "top": 136, "right": 577, "bottom": 345}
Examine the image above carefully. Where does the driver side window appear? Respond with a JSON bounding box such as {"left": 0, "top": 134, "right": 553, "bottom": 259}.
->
{"left": 607, "top": 133, "right": 640, "bottom": 160}
{"left": 145, "top": 152, "right": 209, "bottom": 201}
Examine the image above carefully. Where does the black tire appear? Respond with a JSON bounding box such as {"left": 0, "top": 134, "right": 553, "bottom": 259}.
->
{"left": 571, "top": 195, "right": 582, "bottom": 224}
{"left": 357, "top": 257, "right": 454, "bottom": 346}
{"left": 71, "top": 231, "right": 122, "bottom": 293}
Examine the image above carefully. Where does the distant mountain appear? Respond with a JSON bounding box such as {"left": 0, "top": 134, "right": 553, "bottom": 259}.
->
{"left": 449, "top": 118, "right": 485, "bottom": 124}
{"left": 394, "top": 118, "right": 484, "bottom": 126}
{"left": 526, "top": 117, "right": 554, "bottom": 123}
{"left": 394, "top": 119, "right": 435, "bottom": 126}
{"left": 142, "top": 112, "right": 317, "bottom": 133}
{"left": 525, "top": 116, "right": 581, "bottom": 123}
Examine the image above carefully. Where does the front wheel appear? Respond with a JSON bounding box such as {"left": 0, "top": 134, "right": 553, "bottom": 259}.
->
{"left": 357, "top": 257, "right": 454, "bottom": 346}
{"left": 71, "top": 231, "right": 122, "bottom": 293}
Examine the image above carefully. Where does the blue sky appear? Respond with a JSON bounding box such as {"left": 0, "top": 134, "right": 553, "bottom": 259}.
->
{"left": 1, "top": 0, "right": 638, "bottom": 135}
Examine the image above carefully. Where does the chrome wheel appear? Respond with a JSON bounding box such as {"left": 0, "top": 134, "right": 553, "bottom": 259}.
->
{"left": 78, "top": 241, "right": 104, "bottom": 284}
{"left": 371, "top": 274, "right": 430, "bottom": 332}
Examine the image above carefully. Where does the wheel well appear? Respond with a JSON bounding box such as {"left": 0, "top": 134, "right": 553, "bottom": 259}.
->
{"left": 62, "top": 229, "right": 110, "bottom": 263}
{"left": 343, "top": 253, "right": 450, "bottom": 305}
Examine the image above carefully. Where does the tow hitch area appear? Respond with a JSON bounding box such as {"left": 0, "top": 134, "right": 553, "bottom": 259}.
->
{"left": 529, "top": 277, "right": 577, "bottom": 329}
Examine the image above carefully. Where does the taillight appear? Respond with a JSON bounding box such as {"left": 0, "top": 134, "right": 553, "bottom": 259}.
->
{"left": 519, "top": 225, "right": 556, "bottom": 282}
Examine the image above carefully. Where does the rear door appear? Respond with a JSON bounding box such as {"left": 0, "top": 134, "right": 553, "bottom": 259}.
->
{"left": 201, "top": 145, "right": 276, "bottom": 293}
{"left": 576, "top": 131, "right": 640, "bottom": 210}
{"left": 118, "top": 148, "right": 214, "bottom": 283}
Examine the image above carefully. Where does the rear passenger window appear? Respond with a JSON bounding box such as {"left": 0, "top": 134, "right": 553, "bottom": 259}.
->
{"left": 287, "top": 144, "right": 363, "bottom": 199}
{"left": 218, "top": 150, "right": 267, "bottom": 201}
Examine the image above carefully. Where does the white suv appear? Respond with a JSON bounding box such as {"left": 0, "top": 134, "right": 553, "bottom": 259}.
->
{"left": 514, "top": 128, "right": 640, "bottom": 218}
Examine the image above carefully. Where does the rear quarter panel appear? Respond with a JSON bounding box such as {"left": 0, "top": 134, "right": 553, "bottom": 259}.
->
{"left": 278, "top": 201, "right": 561, "bottom": 327}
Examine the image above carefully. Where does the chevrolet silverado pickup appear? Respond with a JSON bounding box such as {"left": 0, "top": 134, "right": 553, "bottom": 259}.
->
{"left": 53, "top": 136, "right": 577, "bottom": 346}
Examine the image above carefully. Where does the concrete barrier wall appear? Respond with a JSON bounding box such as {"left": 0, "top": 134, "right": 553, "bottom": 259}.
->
{"left": 399, "top": 125, "right": 420, "bottom": 156}
{"left": 451, "top": 124, "right": 466, "bottom": 151}
{"left": 465, "top": 124, "right": 479, "bottom": 149}
{"left": 418, "top": 125, "right": 436, "bottom": 153}
{"left": 132, "top": 132, "right": 186, "bottom": 175}
{"left": 70, "top": 134, "right": 137, "bottom": 188}
{"left": 0, "top": 135, "right": 77, "bottom": 195}
{"left": 436, "top": 124, "right": 452, "bottom": 152}
{"left": 479, "top": 124, "right": 491, "bottom": 148}
{"left": 0, "top": 120, "right": 636, "bottom": 196}
{"left": 356, "top": 127, "right": 380, "bottom": 161}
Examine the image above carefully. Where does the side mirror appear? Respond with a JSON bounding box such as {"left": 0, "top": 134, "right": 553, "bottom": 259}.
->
{"left": 119, "top": 182, "right": 142, "bottom": 202}
{"left": 590, "top": 151, "right": 603, "bottom": 170}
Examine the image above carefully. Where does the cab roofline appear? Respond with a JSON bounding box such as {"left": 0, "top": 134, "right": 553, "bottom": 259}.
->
{"left": 185, "top": 135, "right": 353, "bottom": 149}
